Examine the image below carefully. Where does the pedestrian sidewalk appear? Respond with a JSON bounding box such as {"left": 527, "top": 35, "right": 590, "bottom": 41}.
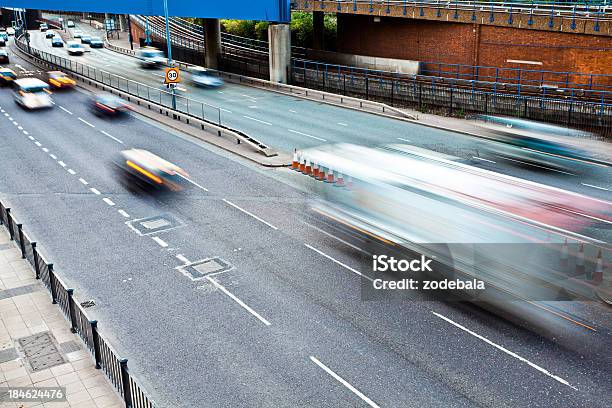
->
{"left": 0, "top": 228, "right": 123, "bottom": 408}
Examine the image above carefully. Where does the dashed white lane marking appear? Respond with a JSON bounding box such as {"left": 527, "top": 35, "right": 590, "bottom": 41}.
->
{"left": 222, "top": 199, "right": 278, "bottom": 230}
{"left": 288, "top": 129, "right": 327, "bottom": 142}
{"left": 12, "top": 121, "right": 18, "bottom": 126}
{"left": 58, "top": 161, "right": 66, "bottom": 167}
{"left": 219, "top": 108, "right": 233, "bottom": 113}
{"left": 17, "top": 126, "right": 23, "bottom": 130}
{"left": 28, "top": 136, "right": 35, "bottom": 140}
{"left": 176, "top": 174, "right": 208, "bottom": 191}
{"left": 90, "top": 188, "right": 101, "bottom": 195}
{"left": 23, "top": 131, "right": 28, "bottom": 135}
{"left": 8, "top": 116, "right": 13, "bottom": 120}
{"left": 34, "top": 141, "right": 41, "bottom": 147}
{"left": 337, "top": 122, "right": 348, "bottom": 126}
{"left": 118, "top": 209, "right": 130, "bottom": 218}
{"left": 432, "top": 311, "right": 577, "bottom": 390}
{"left": 79, "top": 178, "right": 88, "bottom": 185}
{"left": 205, "top": 275, "right": 272, "bottom": 326}
{"left": 300, "top": 221, "right": 369, "bottom": 255}
{"left": 309, "top": 356, "right": 380, "bottom": 408}
{"left": 305, "top": 244, "right": 374, "bottom": 282}
{"left": 59, "top": 106, "right": 73, "bottom": 115}
{"left": 472, "top": 156, "right": 496, "bottom": 164}
{"left": 248, "top": 105, "right": 257, "bottom": 109}
{"left": 100, "top": 130, "right": 123, "bottom": 144}
{"left": 153, "top": 73, "right": 164, "bottom": 78}
{"left": 396, "top": 137, "right": 411, "bottom": 143}
{"left": 3, "top": 113, "right": 8, "bottom": 117}
{"left": 242, "top": 115, "right": 271, "bottom": 126}
{"left": 50, "top": 154, "right": 57, "bottom": 160}
{"left": 78, "top": 117, "right": 95, "bottom": 128}
{"left": 42, "top": 148, "right": 49, "bottom": 152}
{"left": 498, "top": 156, "right": 575, "bottom": 175}
{"left": 175, "top": 254, "right": 190, "bottom": 264}
{"left": 217, "top": 91, "right": 223, "bottom": 94}
{"left": 581, "top": 183, "right": 610, "bottom": 192}
{"left": 67, "top": 169, "right": 76, "bottom": 175}
{"left": 103, "top": 198, "right": 115, "bottom": 206}
{"left": 152, "top": 236, "right": 168, "bottom": 247}
{"left": 289, "top": 109, "right": 297, "bottom": 113}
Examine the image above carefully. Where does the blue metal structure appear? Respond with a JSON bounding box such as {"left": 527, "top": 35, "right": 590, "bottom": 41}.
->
{"left": 0, "top": 0, "right": 291, "bottom": 22}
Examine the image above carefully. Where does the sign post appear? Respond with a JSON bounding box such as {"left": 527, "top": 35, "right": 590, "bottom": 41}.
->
{"left": 162, "top": 0, "right": 176, "bottom": 110}
{"left": 164, "top": 67, "right": 180, "bottom": 110}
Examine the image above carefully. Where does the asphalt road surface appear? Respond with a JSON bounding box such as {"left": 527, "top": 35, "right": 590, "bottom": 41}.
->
{"left": 0, "top": 34, "right": 611, "bottom": 408}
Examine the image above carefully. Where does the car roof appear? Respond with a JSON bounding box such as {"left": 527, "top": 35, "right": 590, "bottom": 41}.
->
{"left": 14, "top": 78, "right": 49, "bottom": 88}
{"left": 0, "top": 50, "right": 8, "bottom": 55}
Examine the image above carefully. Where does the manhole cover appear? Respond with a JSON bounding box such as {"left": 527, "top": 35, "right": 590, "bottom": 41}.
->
{"left": 179, "top": 258, "right": 233, "bottom": 281}
{"left": 127, "top": 214, "right": 183, "bottom": 235}
{"left": 17, "top": 332, "right": 66, "bottom": 372}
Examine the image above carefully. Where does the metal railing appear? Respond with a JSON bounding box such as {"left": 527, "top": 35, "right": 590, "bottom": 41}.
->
{"left": 0, "top": 200, "right": 156, "bottom": 408}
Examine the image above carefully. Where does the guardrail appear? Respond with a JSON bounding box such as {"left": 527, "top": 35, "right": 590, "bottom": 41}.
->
{"left": 0, "top": 200, "right": 156, "bottom": 408}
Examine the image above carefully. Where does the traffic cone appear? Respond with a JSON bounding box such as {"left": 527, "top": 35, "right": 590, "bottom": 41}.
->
{"left": 560, "top": 238, "right": 569, "bottom": 269}
{"left": 312, "top": 161, "right": 319, "bottom": 178}
{"left": 593, "top": 249, "right": 604, "bottom": 285}
{"left": 326, "top": 168, "right": 335, "bottom": 183}
{"left": 304, "top": 158, "right": 312, "bottom": 175}
{"left": 574, "top": 243, "right": 585, "bottom": 277}
{"left": 291, "top": 150, "right": 299, "bottom": 170}
{"left": 299, "top": 156, "right": 306, "bottom": 173}
{"left": 346, "top": 176, "right": 353, "bottom": 189}
{"left": 335, "top": 172, "right": 345, "bottom": 187}
{"left": 317, "top": 165, "right": 326, "bottom": 181}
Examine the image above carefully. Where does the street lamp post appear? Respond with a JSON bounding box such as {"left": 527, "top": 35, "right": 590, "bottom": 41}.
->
{"left": 145, "top": 16, "right": 151, "bottom": 45}
{"left": 162, "top": 0, "right": 177, "bottom": 111}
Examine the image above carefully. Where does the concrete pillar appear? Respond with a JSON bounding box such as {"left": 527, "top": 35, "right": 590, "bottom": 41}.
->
{"left": 203, "top": 18, "right": 221, "bottom": 69}
{"left": 312, "top": 11, "right": 324, "bottom": 50}
{"left": 268, "top": 24, "right": 291, "bottom": 83}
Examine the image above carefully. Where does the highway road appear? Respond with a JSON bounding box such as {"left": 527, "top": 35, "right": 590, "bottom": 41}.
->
{"left": 0, "top": 34, "right": 611, "bottom": 407}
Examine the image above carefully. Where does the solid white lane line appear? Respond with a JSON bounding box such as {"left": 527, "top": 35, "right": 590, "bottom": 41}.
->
{"left": 219, "top": 108, "right": 233, "bottom": 113}
{"left": 205, "top": 276, "right": 271, "bottom": 326}
{"left": 337, "top": 122, "right": 348, "bottom": 126}
{"left": 176, "top": 254, "right": 190, "bottom": 264}
{"left": 34, "top": 141, "right": 41, "bottom": 147}
{"left": 498, "top": 156, "right": 574, "bottom": 175}
{"left": 581, "top": 183, "right": 610, "bottom": 192}
{"left": 58, "top": 161, "right": 66, "bottom": 167}
{"left": 152, "top": 236, "right": 168, "bottom": 247}
{"left": 222, "top": 199, "right": 278, "bottom": 230}
{"left": 59, "top": 106, "right": 73, "bottom": 115}
{"left": 310, "top": 356, "right": 380, "bottom": 408}
{"left": 288, "top": 129, "right": 327, "bottom": 142}
{"left": 304, "top": 244, "right": 373, "bottom": 282}
{"left": 79, "top": 178, "right": 89, "bottom": 185}
{"left": 50, "top": 154, "right": 57, "bottom": 160}
{"left": 432, "top": 311, "right": 576, "bottom": 389}
{"left": 118, "top": 209, "right": 130, "bottom": 218}
{"left": 90, "top": 188, "right": 101, "bottom": 195}
{"left": 396, "top": 137, "right": 411, "bottom": 143}
{"left": 472, "top": 156, "right": 496, "bottom": 164}
{"left": 103, "top": 198, "right": 115, "bottom": 206}
{"left": 101, "top": 130, "right": 123, "bottom": 144}
{"left": 78, "top": 117, "right": 95, "bottom": 128}
{"left": 176, "top": 174, "right": 208, "bottom": 191}
{"left": 242, "top": 115, "right": 271, "bottom": 126}
{"left": 67, "top": 169, "right": 76, "bottom": 175}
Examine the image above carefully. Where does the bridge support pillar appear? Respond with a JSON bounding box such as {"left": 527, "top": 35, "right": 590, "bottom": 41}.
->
{"left": 313, "top": 11, "right": 324, "bottom": 50}
{"left": 268, "top": 24, "right": 291, "bottom": 83}
{"left": 203, "top": 18, "right": 221, "bottom": 70}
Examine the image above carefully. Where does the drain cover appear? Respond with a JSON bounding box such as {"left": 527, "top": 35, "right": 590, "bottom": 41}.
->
{"left": 127, "top": 214, "right": 182, "bottom": 235}
{"left": 18, "top": 332, "right": 66, "bottom": 371}
{"left": 179, "top": 258, "right": 233, "bottom": 281}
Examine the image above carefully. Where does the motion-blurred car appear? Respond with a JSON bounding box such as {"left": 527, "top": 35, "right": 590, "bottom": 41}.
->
{"left": 0, "top": 67, "right": 16, "bottom": 85}
{"left": 0, "top": 50, "right": 9, "bottom": 64}
{"left": 116, "top": 149, "right": 188, "bottom": 192}
{"left": 45, "top": 30, "right": 55, "bottom": 39}
{"left": 47, "top": 71, "right": 75, "bottom": 89}
{"left": 66, "top": 20, "right": 75, "bottom": 28}
{"left": 0, "top": 32, "right": 8, "bottom": 42}
{"left": 89, "top": 93, "right": 131, "bottom": 116}
{"left": 80, "top": 35, "right": 91, "bottom": 44}
{"left": 72, "top": 30, "right": 83, "bottom": 38}
{"left": 51, "top": 36, "right": 63, "bottom": 47}
{"left": 6, "top": 27, "right": 15, "bottom": 36}
{"left": 13, "top": 78, "right": 53, "bottom": 109}
{"left": 39, "top": 23, "right": 48, "bottom": 32}
{"left": 137, "top": 47, "right": 165, "bottom": 68}
{"left": 89, "top": 37, "right": 103, "bottom": 48}
{"left": 190, "top": 67, "right": 224, "bottom": 88}
{"left": 67, "top": 40, "right": 85, "bottom": 55}
{"left": 0, "top": 37, "right": 5, "bottom": 47}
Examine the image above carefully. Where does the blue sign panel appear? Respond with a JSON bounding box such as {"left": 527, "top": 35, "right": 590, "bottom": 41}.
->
{"left": 0, "top": 0, "right": 291, "bottom": 22}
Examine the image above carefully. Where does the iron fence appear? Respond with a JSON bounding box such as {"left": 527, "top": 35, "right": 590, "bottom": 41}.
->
{"left": 0, "top": 200, "right": 156, "bottom": 408}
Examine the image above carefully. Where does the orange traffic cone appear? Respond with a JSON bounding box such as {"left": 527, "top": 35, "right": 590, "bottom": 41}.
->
{"left": 304, "top": 158, "right": 312, "bottom": 175}
{"left": 312, "top": 161, "right": 319, "bottom": 178}
{"left": 291, "top": 149, "right": 299, "bottom": 170}
{"left": 299, "top": 156, "right": 306, "bottom": 173}
{"left": 574, "top": 243, "right": 585, "bottom": 276}
{"left": 335, "top": 171, "right": 345, "bottom": 187}
{"left": 317, "top": 165, "right": 326, "bottom": 181}
{"left": 326, "top": 168, "right": 335, "bottom": 183}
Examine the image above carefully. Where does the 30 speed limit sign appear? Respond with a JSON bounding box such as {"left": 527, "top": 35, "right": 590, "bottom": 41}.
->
{"left": 164, "top": 67, "right": 180, "bottom": 84}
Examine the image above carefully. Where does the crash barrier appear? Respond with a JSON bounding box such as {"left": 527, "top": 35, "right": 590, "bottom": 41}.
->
{"left": 13, "top": 35, "right": 277, "bottom": 157}
{"left": 0, "top": 200, "right": 156, "bottom": 408}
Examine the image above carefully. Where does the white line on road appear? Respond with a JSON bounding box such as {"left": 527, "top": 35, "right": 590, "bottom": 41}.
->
{"left": 249, "top": 105, "right": 257, "bottom": 109}
{"left": 396, "top": 137, "right": 411, "bottom": 143}
{"left": 337, "top": 122, "right": 348, "bottom": 126}
{"left": 152, "top": 236, "right": 168, "bottom": 247}
{"left": 17, "top": 126, "right": 22, "bottom": 130}
{"left": 90, "top": 188, "right": 101, "bottom": 195}
{"left": 79, "top": 178, "right": 89, "bottom": 185}
{"left": 59, "top": 106, "right": 73, "bottom": 115}
{"left": 42, "top": 148, "right": 49, "bottom": 152}
{"left": 472, "top": 156, "right": 496, "bottom": 164}
{"left": 432, "top": 311, "right": 576, "bottom": 390}
{"left": 58, "top": 161, "right": 66, "bottom": 167}
{"left": 118, "top": 209, "right": 130, "bottom": 218}
{"left": 103, "top": 198, "right": 115, "bottom": 206}
{"left": 177, "top": 174, "right": 208, "bottom": 191}
{"left": 34, "top": 141, "right": 41, "bottom": 147}
{"left": 78, "top": 117, "right": 95, "bottom": 128}
{"left": 176, "top": 254, "right": 190, "bottom": 264}
{"left": 205, "top": 276, "right": 271, "bottom": 326}
{"left": 288, "top": 129, "right": 327, "bottom": 142}
{"left": 581, "top": 183, "right": 610, "bottom": 192}
{"left": 49, "top": 154, "right": 57, "bottom": 160}
{"left": 498, "top": 156, "right": 574, "bottom": 175}
{"left": 219, "top": 108, "right": 233, "bottom": 113}
{"left": 23, "top": 131, "right": 28, "bottom": 135}
{"left": 242, "top": 115, "right": 271, "bottom": 125}
{"left": 310, "top": 356, "right": 380, "bottom": 408}
{"left": 289, "top": 109, "right": 297, "bottom": 113}
{"left": 100, "top": 130, "right": 123, "bottom": 144}
{"left": 223, "top": 199, "right": 278, "bottom": 230}
{"left": 67, "top": 169, "right": 76, "bottom": 175}
{"left": 12, "top": 121, "right": 18, "bottom": 126}
{"left": 28, "top": 136, "right": 34, "bottom": 141}
{"left": 304, "top": 244, "right": 373, "bottom": 282}
{"left": 8, "top": 116, "right": 13, "bottom": 120}
{"left": 300, "top": 221, "right": 370, "bottom": 255}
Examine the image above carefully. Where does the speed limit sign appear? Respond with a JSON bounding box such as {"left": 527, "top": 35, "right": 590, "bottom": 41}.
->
{"left": 164, "top": 67, "right": 180, "bottom": 84}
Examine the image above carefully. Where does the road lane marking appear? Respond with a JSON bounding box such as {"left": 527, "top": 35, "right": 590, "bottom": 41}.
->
{"left": 58, "top": 161, "right": 66, "bottom": 167}
{"left": 100, "top": 130, "right": 123, "bottom": 144}
{"left": 34, "top": 141, "right": 41, "bottom": 147}
{"left": 300, "top": 221, "right": 370, "bottom": 255}
{"left": 305, "top": 244, "right": 373, "bottom": 282}
{"left": 337, "top": 122, "right": 348, "bottom": 126}
{"left": 90, "top": 188, "right": 101, "bottom": 195}
{"left": 50, "top": 154, "right": 57, "bottom": 159}
{"left": 8, "top": 116, "right": 13, "bottom": 120}
{"left": 79, "top": 178, "right": 88, "bottom": 185}
{"left": 432, "top": 311, "right": 576, "bottom": 390}
{"left": 67, "top": 169, "right": 76, "bottom": 175}
{"left": 220, "top": 108, "right": 233, "bottom": 113}
{"left": 497, "top": 156, "right": 574, "bottom": 175}
{"left": 42, "top": 148, "right": 49, "bottom": 152}
{"left": 103, "top": 198, "right": 115, "bottom": 206}
{"left": 28, "top": 136, "right": 34, "bottom": 140}
{"left": 396, "top": 137, "right": 411, "bottom": 143}
{"left": 59, "top": 106, "right": 73, "bottom": 115}
{"left": 581, "top": 183, "right": 610, "bottom": 192}
{"left": 176, "top": 254, "right": 190, "bottom": 264}
{"left": 152, "top": 236, "right": 168, "bottom": 247}
{"left": 242, "top": 115, "right": 271, "bottom": 126}
{"left": 17, "top": 126, "right": 22, "bottom": 130}
{"left": 289, "top": 109, "right": 297, "bottom": 113}
{"left": 118, "top": 209, "right": 130, "bottom": 218}
{"left": 472, "top": 156, "right": 496, "bottom": 164}
{"left": 176, "top": 174, "right": 208, "bottom": 191}
{"left": 309, "top": 356, "right": 380, "bottom": 408}
{"left": 223, "top": 199, "right": 278, "bottom": 230}
{"left": 288, "top": 129, "right": 327, "bottom": 142}
{"left": 205, "top": 276, "right": 271, "bottom": 326}
{"left": 78, "top": 117, "right": 95, "bottom": 128}
{"left": 23, "top": 131, "right": 28, "bottom": 135}
{"left": 12, "top": 121, "right": 18, "bottom": 126}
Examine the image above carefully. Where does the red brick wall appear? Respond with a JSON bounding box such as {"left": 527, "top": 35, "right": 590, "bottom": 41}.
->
{"left": 130, "top": 20, "right": 146, "bottom": 45}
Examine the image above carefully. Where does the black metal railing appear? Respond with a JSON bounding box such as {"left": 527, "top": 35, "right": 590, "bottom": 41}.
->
{"left": 0, "top": 199, "right": 156, "bottom": 408}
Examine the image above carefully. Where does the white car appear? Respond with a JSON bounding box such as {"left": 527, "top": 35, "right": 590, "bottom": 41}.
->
{"left": 13, "top": 78, "right": 53, "bottom": 109}
{"left": 73, "top": 30, "right": 83, "bottom": 38}
{"left": 191, "top": 67, "right": 224, "bottom": 88}
{"left": 67, "top": 20, "right": 75, "bottom": 28}
{"left": 6, "top": 27, "right": 15, "bottom": 36}
{"left": 137, "top": 47, "right": 166, "bottom": 68}
{"left": 67, "top": 40, "right": 85, "bottom": 55}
